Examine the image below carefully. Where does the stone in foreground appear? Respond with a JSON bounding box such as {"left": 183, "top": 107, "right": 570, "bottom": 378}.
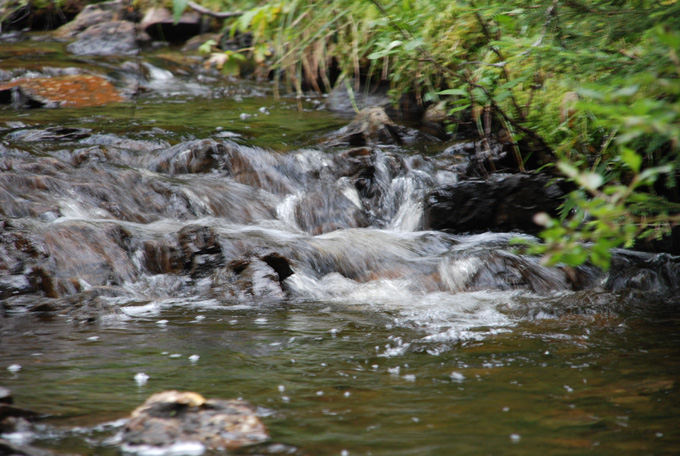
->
{"left": 121, "top": 391, "right": 268, "bottom": 451}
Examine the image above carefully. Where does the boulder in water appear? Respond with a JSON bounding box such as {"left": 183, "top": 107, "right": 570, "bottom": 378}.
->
{"left": 121, "top": 391, "right": 268, "bottom": 450}
{"left": 66, "top": 20, "right": 149, "bottom": 56}
{"left": 423, "top": 173, "right": 566, "bottom": 235}
{"left": 0, "top": 75, "right": 124, "bottom": 109}
{"left": 605, "top": 251, "right": 680, "bottom": 293}
{"left": 326, "top": 107, "right": 436, "bottom": 147}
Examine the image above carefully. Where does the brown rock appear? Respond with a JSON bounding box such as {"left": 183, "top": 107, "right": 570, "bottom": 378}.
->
{"left": 122, "top": 391, "right": 268, "bottom": 450}
{"left": 0, "top": 75, "right": 124, "bottom": 109}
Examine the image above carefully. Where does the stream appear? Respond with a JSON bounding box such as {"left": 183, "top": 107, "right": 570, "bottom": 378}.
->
{"left": 1, "top": 33, "right": 679, "bottom": 456}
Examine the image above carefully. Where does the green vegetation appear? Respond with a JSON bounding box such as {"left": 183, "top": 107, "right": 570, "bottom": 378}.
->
{"left": 179, "top": 0, "right": 678, "bottom": 269}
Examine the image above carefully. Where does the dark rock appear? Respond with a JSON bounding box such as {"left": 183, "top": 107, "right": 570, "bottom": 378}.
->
{"left": 121, "top": 391, "right": 268, "bottom": 450}
{"left": 5, "top": 127, "right": 92, "bottom": 142}
{"left": 227, "top": 258, "right": 287, "bottom": 299}
{"left": 423, "top": 173, "right": 566, "bottom": 234}
{"left": 261, "top": 253, "right": 294, "bottom": 284}
{"left": 178, "top": 225, "right": 225, "bottom": 277}
{"left": 140, "top": 7, "right": 203, "bottom": 42}
{"left": 436, "top": 139, "right": 519, "bottom": 177}
{"left": 605, "top": 252, "right": 680, "bottom": 292}
{"left": 66, "top": 20, "right": 149, "bottom": 56}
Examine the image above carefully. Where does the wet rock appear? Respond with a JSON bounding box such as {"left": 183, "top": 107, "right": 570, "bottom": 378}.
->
{"left": 0, "top": 75, "right": 124, "bottom": 109}
{"left": 605, "top": 251, "right": 680, "bottom": 292}
{"left": 144, "top": 139, "right": 233, "bottom": 174}
{"left": 0, "top": 388, "right": 11, "bottom": 405}
{"left": 329, "top": 107, "right": 403, "bottom": 146}
{"left": 436, "top": 139, "right": 517, "bottom": 177}
{"left": 141, "top": 7, "right": 203, "bottom": 43}
{"left": 121, "top": 391, "right": 268, "bottom": 450}
{"left": 326, "top": 80, "right": 424, "bottom": 120}
{"left": 178, "top": 225, "right": 225, "bottom": 277}
{"left": 439, "top": 250, "right": 570, "bottom": 294}
{"left": 66, "top": 20, "right": 149, "bottom": 56}
{"left": 325, "top": 107, "right": 438, "bottom": 147}
{"left": 4, "top": 127, "right": 93, "bottom": 142}
{"left": 0, "top": 221, "right": 54, "bottom": 300}
{"left": 54, "top": 0, "right": 129, "bottom": 38}
{"left": 423, "top": 173, "right": 566, "bottom": 235}
{"left": 0, "top": 438, "right": 54, "bottom": 456}
{"left": 227, "top": 257, "right": 288, "bottom": 299}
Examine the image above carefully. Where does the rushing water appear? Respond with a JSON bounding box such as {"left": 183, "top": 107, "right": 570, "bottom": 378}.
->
{"left": 1, "top": 38, "right": 680, "bottom": 456}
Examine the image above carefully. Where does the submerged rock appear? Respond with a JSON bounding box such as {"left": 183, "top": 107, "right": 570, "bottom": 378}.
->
{"left": 326, "top": 107, "right": 436, "bottom": 147}
{"left": 121, "top": 391, "right": 268, "bottom": 450}
{"left": 423, "top": 173, "right": 566, "bottom": 235}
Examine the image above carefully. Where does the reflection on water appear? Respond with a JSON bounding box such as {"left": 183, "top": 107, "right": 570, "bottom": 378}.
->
{"left": 2, "top": 293, "right": 679, "bottom": 455}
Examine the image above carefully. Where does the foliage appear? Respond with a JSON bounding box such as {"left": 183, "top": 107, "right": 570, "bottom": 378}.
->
{"left": 176, "top": 0, "right": 679, "bottom": 269}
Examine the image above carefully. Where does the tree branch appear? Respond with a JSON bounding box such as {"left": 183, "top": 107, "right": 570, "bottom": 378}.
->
{"left": 186, "top": 1, "right": 243, "bottom": 19}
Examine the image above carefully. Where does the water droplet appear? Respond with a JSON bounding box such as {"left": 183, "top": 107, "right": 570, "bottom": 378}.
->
{"left": 134, "top": 373, "right": 149, "bottom": 386}
{"left": 7, "top": 364, "right": 21, "bottom": 373}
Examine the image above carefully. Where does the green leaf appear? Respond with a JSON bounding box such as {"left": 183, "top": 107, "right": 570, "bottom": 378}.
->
{"left": 447, "top": 104, "right": 470, "bottom": 114}
{"left": 620, "top": 147, "right": 642, "bottom": 173}
{"left": 198, "top": 39, "right": 217, "bottom": 55}
{"left": 438, "top": 88, "right": 468, "bottom": 96}
{"left": 576, "top": 172, "right": 604, "bottom": 191}
{"left": 172, "top": 0, "right": 188, "bottom": 24}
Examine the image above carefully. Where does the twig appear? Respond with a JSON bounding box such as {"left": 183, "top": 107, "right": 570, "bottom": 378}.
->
{"left": 187, "top": 1, "right": 243, "bottom": 19}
